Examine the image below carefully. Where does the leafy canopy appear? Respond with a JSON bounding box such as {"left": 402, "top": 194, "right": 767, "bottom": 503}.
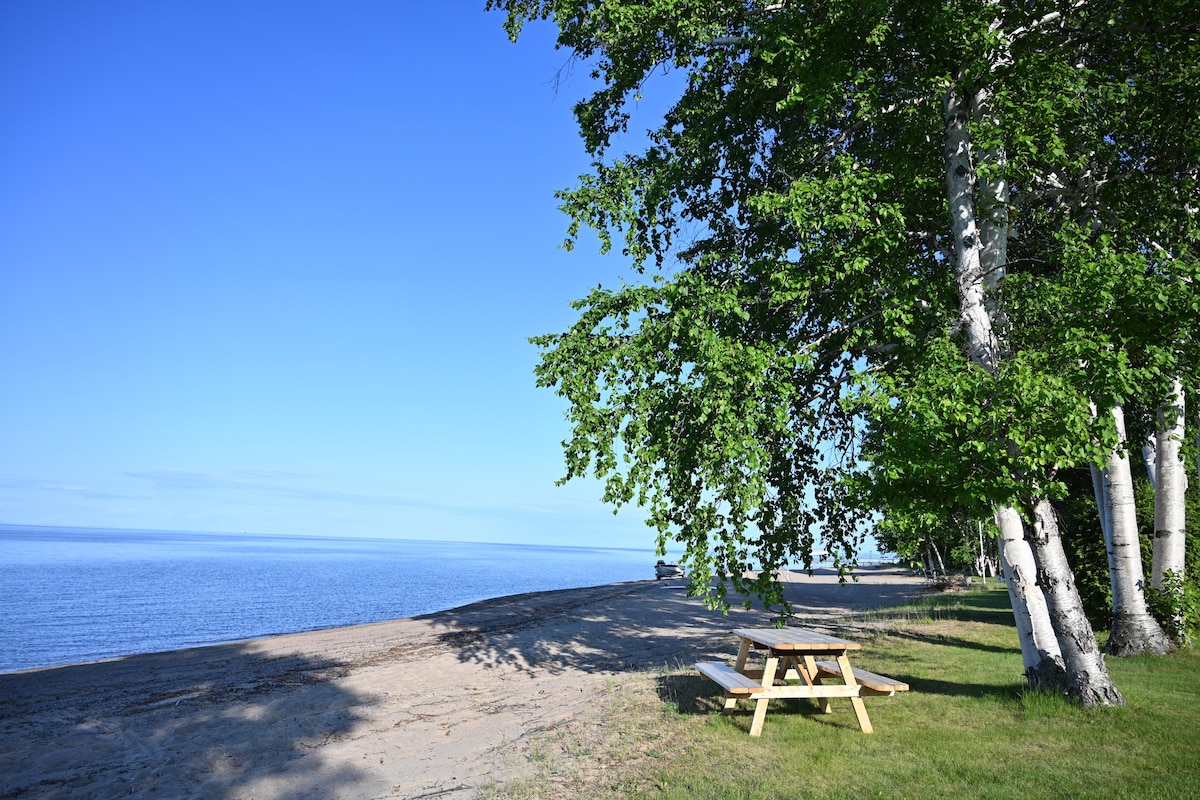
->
{"left": 490, "top": 0, "right": 1200, "bottom": 609}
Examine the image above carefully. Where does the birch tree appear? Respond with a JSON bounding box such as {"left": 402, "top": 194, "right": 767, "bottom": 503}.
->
{"left": 998, "top": 3, "right": 1199, "bottom": 645}
{"left": 1099, "top": 406, "right": 1174, "bottom": 654}
{"left": 491, "top": 0, "right": 1195, "bottom": 703}
{"left": 943, "top": 69, "right": 1071, "bottom": 689}
{"left": 1152, "top": 379, "right": 1189, "bottom": 628}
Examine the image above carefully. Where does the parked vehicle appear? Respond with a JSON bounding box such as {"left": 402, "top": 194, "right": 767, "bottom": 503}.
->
{"left": 654, "top": 560, "right": 685, "bottom": 580}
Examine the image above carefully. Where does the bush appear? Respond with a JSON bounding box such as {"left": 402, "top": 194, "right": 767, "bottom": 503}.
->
{"left": 1055, "top": 468, "right": 1112, "bottom": 625}
{"left": 1145, "top": 570, "right": 1200, "bottom": 645}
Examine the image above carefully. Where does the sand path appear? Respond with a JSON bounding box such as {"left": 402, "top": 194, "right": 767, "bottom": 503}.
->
{"left": 0, "top": 568, "right": 924, "bottom": 799}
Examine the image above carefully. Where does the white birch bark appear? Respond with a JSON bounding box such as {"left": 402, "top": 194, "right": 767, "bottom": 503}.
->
{"left": 945, "top": 81, "right": 1070, "bottom": 690}
{"left": 974, "top": 85, "right": 1008, "bottom": 320}
{"left": 931, "top": 540, "right": 947, "bottom": 575}
{"left": 1103, "top": 405, "right": 1174, "bottom": 655}
{"left": 1089, "top": 463, "right": 1119, "bottom": 601}
{"left": 1142, "top": 432, "right": 1158, "bottom": 490}
{"left": 995, "top": 506, "right": 1065, "bottom": 688}
{"left": 945, "top": 84, "right": 1000, "bottom": 374}
{"left": 1152, "top": 379, "right": 1188, "bottom": 616}
{"left": 1027, "top": 498, "right": 1124, "bottom": 707}
{"left": 975, "top": 522, "right": 996, "bottom": 578}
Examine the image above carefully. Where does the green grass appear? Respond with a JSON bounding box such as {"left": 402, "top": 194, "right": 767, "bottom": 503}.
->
{"left": 482, "top": 585, "right": 1200, "bottom": 800}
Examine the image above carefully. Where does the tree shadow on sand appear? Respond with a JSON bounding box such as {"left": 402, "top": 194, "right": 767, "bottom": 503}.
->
{"left": 0, "top": 644, "right": 368, "bottom": 798}
{"left": 420, "top": 577, "right": 926, "bottom": 677}
{"left": 417, "top": 582, "right": 744, "bottom": 676}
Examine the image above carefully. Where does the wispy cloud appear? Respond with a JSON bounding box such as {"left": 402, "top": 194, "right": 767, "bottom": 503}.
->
{"left": 121, "top": 468, "right": 591, "bottom": 519}
{"left": 0, "top": 468, "right": 630, "bottom": 525}
{"left": 0, "top": 475, "right": 142, "bottom": 500}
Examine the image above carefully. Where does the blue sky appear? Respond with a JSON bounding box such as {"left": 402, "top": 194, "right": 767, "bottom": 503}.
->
{"left": 0, "top": 1, "right": 669, "bottom": 548}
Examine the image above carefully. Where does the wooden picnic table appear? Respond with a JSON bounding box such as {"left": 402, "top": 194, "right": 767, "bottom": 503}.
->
{"left": 696, "top": 627, "right": 909, "bottom": 736}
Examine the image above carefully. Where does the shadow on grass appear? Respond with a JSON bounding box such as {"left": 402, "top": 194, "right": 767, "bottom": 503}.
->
{"left": 654, "top": 672, "right": 714, "bottom": 715}
{"left": 654, "top": 672, "right": 889, "bottom": 715}
{"left": 892, "top": 673, "right": 1022, "bottom": 701}
{"left": 881, "top": 628, "right": 1023, "bottom": 656}
{"left": 653, "top": 667, "right": 1021, "bottom": 723}
{"left": 653, "top": 672, "right": 842, "bottom": 733}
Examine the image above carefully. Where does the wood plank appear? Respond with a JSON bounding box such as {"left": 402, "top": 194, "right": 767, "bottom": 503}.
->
{"left": 838, "top": 652, "right": 874, "bottom": 734}
{"left": 741, "top": 666, "right": 805, "bottom": 683}
{"left": 733, "top": 636, "right": 752, "bottom": 671}
{"left": 749, "top": 656, "right": 779, "bottom": 736}
{"left": 803, "top": 654, "right": 831, "bottom": 713}
{"left": 732, "top": 627, "right": 862, "bottom": 652}
{"left": 696, "top": 662, "right": 765, "bottom": 695}
{"left": 755, "top": 684, "right": 864, "bottom": 699}
{"left": 813, "top": 660, "right": 910, "bottom": 692}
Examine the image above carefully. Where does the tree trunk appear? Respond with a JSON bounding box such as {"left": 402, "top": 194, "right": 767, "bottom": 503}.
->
{"left": 1027, "top": 499, "right": 1125, "bottom": 706}
{"left": 1089, "top": 463, "right": 1119, "bottom": 602}
{"left": 995, "top": 506, "right": 1066, "bottom": 689}
{"left": 945, "top": 83, "right": 1000, "bottom": 374}
{"left": 1142, "top": 431, "right": 1158, "bottom": 489}
{"left": 930, "top": 540, "right": 947, "bottom": 576}
{"left": 1103, "top": 405, "right": 1174, "bottom": 655}
{"left": 944, "top": 80, "right": 1074, "bottom": 691}
{"left": 1152, "top": 378, "right": 1188, "bottom": 626}
{"left": 974, "top": 522, "right": 996, "bottom": 579}
{"left": 947, "top": 72, "right": 1122, "bottom": 702}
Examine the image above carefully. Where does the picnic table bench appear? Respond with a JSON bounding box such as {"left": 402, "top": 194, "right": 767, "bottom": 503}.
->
{"left": 697, "top": 627, "right": 909, "bottom": 736}
{"left": 696, "top": 661, "right": 766, "bottom": 696}
{"left": 811, "top": 660, "right": 910, "bottom": 695}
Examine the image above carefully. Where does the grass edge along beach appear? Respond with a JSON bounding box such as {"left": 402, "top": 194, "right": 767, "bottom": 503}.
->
{"left": 482, "top": 584, "right": 1200, "bottom": 800}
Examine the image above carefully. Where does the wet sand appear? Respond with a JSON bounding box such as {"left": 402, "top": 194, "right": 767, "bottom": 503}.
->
{"left": 0, "top": 567, "right": 925, "bottom": 799}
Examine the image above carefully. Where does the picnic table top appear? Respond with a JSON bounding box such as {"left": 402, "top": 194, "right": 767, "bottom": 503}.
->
{"left": 732, "top": 627, "right": 862, "bottom": 652}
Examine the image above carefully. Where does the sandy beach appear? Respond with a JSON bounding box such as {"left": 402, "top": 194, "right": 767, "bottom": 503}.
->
{"left": 0, "top": 568, "right": 925, "bottom": 799}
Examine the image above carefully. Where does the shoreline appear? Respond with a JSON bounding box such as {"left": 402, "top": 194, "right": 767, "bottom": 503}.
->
{"left": 0, "top": 564, "right": 904, "bottom": 677}
{"left": 0, "top": 569, "right": 926, "bottom": 799}
{"left": 0, "top": 579, "right": 657, "bottom": 678}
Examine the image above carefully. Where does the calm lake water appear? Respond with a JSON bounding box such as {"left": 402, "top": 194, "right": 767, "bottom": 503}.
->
{"left": 0, "top": 524, "right": 658, "bottom": 673}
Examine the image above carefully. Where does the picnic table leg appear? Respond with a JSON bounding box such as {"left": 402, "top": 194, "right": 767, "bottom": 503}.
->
{"left": 779, "top": 655, "right": 805, "bottom": 682}
{"left": 733, "top": 637, "right": 752, "bottom": 671}
{"left": 803, "top": 655, "right": 832, "bottom": 714}
{"left": 837, "top": 653, "right": 874, "bottom": 734}
{"left": 749, "top": 656, "right": 779, "bottom": 737}
{"left": 723, "top": 638, "right": 754, "bottom": 712}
